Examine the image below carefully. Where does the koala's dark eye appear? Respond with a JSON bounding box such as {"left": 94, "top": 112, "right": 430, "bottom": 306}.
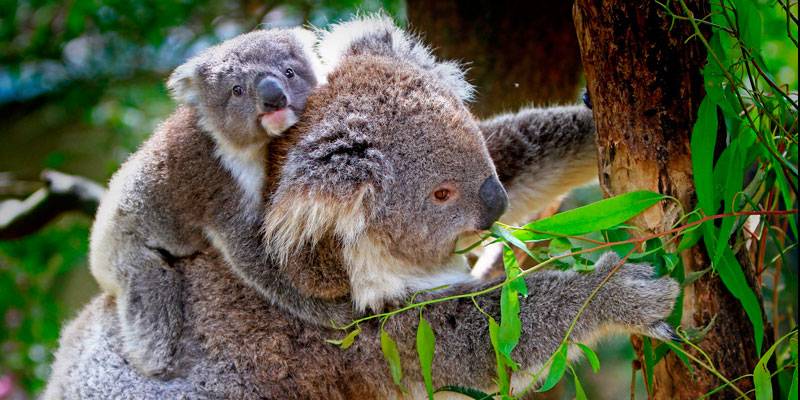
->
{"left": 284, "top": 68, "right": 295, "bottom": 78}
{"left": 434, "top": 189, "right": 450, "bottom": 201}
{"left": 232, "top": 85, "right": 244, "bottom": 96}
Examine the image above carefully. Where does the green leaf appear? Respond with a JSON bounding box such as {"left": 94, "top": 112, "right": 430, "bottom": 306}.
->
{"left": 754, "top": 331, "right": 798, "bottom": 400}
{"left": 691, "top": 96, "right": 719, "bottom": 216}
{"left": 502, "top": 245, "right": 528, "bottom": 297}
{"left": 712, "top": 137, "right": 745, "bottom": 265}
{"left": 514, "top": 191, "right": 666, "bottom": 241}
{"left": 491, "top": 224, "right": 535, "bottom": 260}
{"left": 662, "top": 253, "right": 680, "bottom": 274}
{"left": 416, "top": 317, "right": 436, "bottom": 399}
{"left": 573, "top": 369, "right": 588, "bottom": 400}
{"left": 790, "top": 364, "right": 798, "bottom": 400}
{"left": 735, "top": 0, "right": 763, "bottom": 55}
{"left": 538, "top": 343, "right": 568, "bottom": 392}
{"left": 576, "top": 343, "right": 600, "bottom": 373}
{"left": 325, "top": 326, "right": 361, "bottom": 349}
{"left": 498, "top": 285, "right": 522, "bottom": 368}
{"left": 488, "top": 317, "right": 510, "bottom": 395}
{"left": 381, "top": 328, "right": 406, "bottom": 392}
{"left": 703, "top": 227, "right": 764, "bottom": 354}
{"left": 643, "top": 339, "right": 655, "bottom": 394}
{"left": 435, "top": 385, "right": 495, "bottom": 400}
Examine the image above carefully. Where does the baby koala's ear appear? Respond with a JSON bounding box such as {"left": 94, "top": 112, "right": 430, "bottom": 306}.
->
{"left": 317, "top": 14, "right": 474, "bottom": 101}
{"left": 264, "top": 114, "right": 387, "bottom": 265}
{"left": 166, "top": 57, "right": 201, "bottom": 105}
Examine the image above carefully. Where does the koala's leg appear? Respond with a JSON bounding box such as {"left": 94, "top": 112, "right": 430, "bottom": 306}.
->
{"left": 116, "top": 246, "right": 185, "bottom": 378}
{"left": 377, "top": 252, "right": 679, "bottom": 392}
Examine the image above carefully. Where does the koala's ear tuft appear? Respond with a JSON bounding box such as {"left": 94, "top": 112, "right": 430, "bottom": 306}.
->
{"left": 167, "top": 58, "right": 201, "bottom": 105}
{"left": 264, "top": 114, "right": 388, "bottom": 265}
{"left": 317, "top": 14, "right": 474, "bottom": 101}
{"left": 288, "top": 27, "right": 326, "bottom": 85}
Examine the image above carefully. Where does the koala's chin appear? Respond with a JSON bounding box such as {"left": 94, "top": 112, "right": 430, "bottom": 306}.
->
{"left": 260, "top": 108, "right": 299, "bottom": 137}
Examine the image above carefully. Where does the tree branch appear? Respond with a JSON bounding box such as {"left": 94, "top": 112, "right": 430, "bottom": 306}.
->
{"left": 0, "top": 170, "right": 105, "bottom": 240}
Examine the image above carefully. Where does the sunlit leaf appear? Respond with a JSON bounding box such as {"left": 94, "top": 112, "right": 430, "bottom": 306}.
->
{"left": 514, "top": 191, "right": 666, "bottom": 241}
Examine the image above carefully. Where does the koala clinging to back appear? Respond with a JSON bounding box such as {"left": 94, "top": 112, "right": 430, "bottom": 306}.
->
{"left": 88, "top": 27, "right": 322, "bottom": 378}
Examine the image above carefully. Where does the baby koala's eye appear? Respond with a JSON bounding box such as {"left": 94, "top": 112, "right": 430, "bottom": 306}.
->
{"left": 284, "top": 68, "right": 295, "bottom": 79}
{"left": 431, "top": 183, "right": 459, "bottom": 205}
{"left": 232, "top": 85, "right": 244, "bottom": 96}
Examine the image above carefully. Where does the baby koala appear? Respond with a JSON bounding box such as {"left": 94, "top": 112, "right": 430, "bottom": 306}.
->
{"left": 89, "top": 28, "right": 322, "bottom": 378}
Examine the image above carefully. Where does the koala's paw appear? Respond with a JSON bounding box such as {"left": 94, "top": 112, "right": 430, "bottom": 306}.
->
{"left": 594, "top": 252, "right": 681, "bottom": 342}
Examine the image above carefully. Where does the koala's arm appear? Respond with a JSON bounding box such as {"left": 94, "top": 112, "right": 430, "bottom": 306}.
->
{"left": 481, "top": 105, "right": 598, "bottom": 225}
{"left": 375, "top": 253, "right": 678, "bottom": 391}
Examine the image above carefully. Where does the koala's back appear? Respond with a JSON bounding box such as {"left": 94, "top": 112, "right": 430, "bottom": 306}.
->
{"left": 89, "top": 106, "right": 230, "bottom": 294}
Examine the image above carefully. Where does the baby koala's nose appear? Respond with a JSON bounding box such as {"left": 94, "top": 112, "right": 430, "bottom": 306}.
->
{"left": 257, "top": 77, "right": 288, "bottom": 111}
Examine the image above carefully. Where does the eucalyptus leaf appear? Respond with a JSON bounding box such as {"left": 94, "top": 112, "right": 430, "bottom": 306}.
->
{"left": 381, "top": 328, "right": 406, "bottom": 392}
{"left": 576, "top": 343, "right": 600, "bottom": 373}
{"left": 537, "top": 343, "right": 568, "bottom": 392}
{"left": 514, "top": 191, "right": 666, "bottom": 241}
{"left": 416, "top": 316, "right": 436, "bottom": 399}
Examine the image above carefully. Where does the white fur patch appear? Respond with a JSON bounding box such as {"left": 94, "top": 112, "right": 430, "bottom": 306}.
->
{"left": 290, "top": 27, "right": 327, "bottom": 85}
{"left": 316, "top": 15, "right": 474, "bottom": 101}
{"left": 210, "top": 133, "right": 267, "bottom": 215}
{"left": 343, "top": 234, "right": 474, "bottom": 312}
{"left": 264, "top": 188, "right": 369, "bottom": 266}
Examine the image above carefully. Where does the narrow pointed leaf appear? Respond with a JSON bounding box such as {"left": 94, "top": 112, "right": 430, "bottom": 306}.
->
{"left": 416, "top": 317, "right": 436, "bottom": 399}
{"left": 514, "top": 191, "right": 666, "bottom": 241}
{"left": 381, "top": 328, "right": 405, "bottom": 391}
{"left": 576, "top": 343, "right": 600, "bottom": 373}
{"left": 538, "top": 343, "right": 568, "bottom": 392}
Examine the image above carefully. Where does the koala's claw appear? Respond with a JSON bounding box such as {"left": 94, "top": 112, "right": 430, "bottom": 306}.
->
{"left": 646, "top": 321, "right": 681, "bottom": 342}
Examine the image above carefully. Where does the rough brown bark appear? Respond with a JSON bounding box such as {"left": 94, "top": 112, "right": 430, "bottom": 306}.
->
{"left": 407, "top": 0, "right": 582, "bottom": 117}
{"left": 573, "top": 1, "right": 762, "bottom": 398}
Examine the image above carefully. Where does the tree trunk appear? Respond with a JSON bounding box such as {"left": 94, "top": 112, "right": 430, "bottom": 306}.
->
{"left": 407, "top": 0, "right": 582, "bottom": 118}
{"left": 573, "top": 1, "right": 762, "bottom": 398}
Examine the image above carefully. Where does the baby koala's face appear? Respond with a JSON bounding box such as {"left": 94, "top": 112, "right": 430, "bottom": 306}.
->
{"left": 168, "top": 28, "right": 321, "bottom": 148}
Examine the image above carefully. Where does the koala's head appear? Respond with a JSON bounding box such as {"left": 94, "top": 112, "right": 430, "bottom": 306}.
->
{"left": 265, "top": 17, "right": 507, "bottom": 312}
{"left": 167, "top": 28, "right": 322, "bottom": 148}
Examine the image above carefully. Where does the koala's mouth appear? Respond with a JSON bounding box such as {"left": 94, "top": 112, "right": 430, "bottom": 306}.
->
{"left": 258, "top": 108, "right": 298, "bottom": 137}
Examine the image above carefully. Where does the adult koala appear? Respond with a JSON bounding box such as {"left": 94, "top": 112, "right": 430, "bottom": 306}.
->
{"left": 44, "top": 17, "right": 678, "bottom": 399}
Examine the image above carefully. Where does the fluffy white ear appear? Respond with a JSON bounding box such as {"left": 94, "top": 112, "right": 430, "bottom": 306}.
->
{"left": 289, "top": 27, "right": 326, "bottom": 85}
{"left": 317, "top": 14, "right": 474, "bottom": 101}
{"left": 166, "top": 58, "right": 201, "bottom": 105}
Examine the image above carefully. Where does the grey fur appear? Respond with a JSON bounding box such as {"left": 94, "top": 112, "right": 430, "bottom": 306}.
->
{"left": 88, "top": 28, "right": 321, "bottom": 378}
{"left": 47, "top": 17, "right": 678, "bottom": 398}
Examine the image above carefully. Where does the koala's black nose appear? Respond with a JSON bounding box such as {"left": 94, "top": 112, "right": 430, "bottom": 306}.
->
{"left": 477, "top": 176, "right": 508, "bottom": 230}
{"left": 257, "top": 77, "right": 288, "bottom": 111}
